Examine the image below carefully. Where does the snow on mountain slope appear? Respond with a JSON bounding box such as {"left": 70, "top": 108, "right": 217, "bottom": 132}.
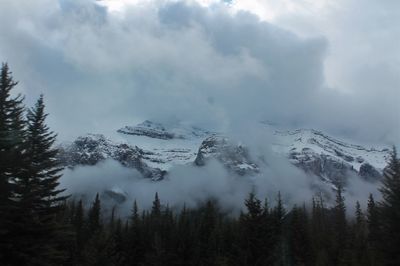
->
{"left": 194, "top": 135, "right": 259, "bottom": 176}
{"left": 116, "top": 120, "right": 212, "bottom": 171}
{"left": 59, "top": 121, "right": 390, "bottom": 187}
{"left": 272, "top": 128, "right": 388, "bottom": 171}
{"left": 118, "top": 120, "right": 211, "bottom": 140}
{"left": 58, "top": 134, "right": 165, "bottom": 180}
{"left": 270, "top": 128, "right": 389, "bottom": 185}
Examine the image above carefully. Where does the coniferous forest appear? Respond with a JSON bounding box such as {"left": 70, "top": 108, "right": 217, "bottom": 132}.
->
{"left": 1, "top": 62, "right": 400, "bottom": 266}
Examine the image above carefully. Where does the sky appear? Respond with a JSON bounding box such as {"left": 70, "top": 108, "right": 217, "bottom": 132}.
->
{"left": 0, "top": 0, "right": 399, "bottom": 145}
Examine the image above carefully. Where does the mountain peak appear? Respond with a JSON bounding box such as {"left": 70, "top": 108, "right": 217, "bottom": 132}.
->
{"left": 117, "top": 120, "right": 211, "bottom": 140}
{"left": 59, "top": 121, "right": 390, "bottom": 188}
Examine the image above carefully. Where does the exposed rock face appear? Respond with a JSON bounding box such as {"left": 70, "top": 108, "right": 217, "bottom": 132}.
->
{"left": 272, "top": 128, "right": 387, "bottom": 186}
{"left": 59, "top": 121, "right": 389, "bottom": 189}
{"left": 58, "top": 134, "right": 165, "bottom": 180}
{"left": 118, "top": 120, "right": 210, "bottom": 140}
{"left": 359, "top": 163, "right": 381, "bottom": 181}
{"left": 194, "top": 135, "right": 259, "bottom": 176}
{"left": 289, "top": 149, "right": 356, "bottom": 187}
{"left": 116, "top": 120, "right": 209, "bottom": 171}
{"left": 118, "top": 121, "right": 175, "bottom": 139}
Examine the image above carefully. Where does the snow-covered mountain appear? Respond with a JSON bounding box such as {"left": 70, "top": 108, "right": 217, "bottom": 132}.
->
{"left": 194, "top": 135, "right": 260, "bottom": 176}
{"left": 116, "top": 120, "right": 211, "bottom": 171}
{"left": 58, "top": 134, "right": 165, "bottom": 180}
{"left": 271, "top": 128, "right": 388, "bottom": 186}
{"left": 58, "top": 120, "right": 389, "bottom": 187}
{"left": 118, "top": 120, "right": 211, "bottom": 140}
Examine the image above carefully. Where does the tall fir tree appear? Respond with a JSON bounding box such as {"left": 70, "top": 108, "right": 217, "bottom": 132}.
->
{"left": 239, "top": 192, "right": 267, "bottom": 265}
{"left": 272, "top": 191, "right": 289, "bottom": 265}
{"left": 332, "top": 185, "right": 348, "bottom": 265}
{"left": 379, "top": 147, "right": 400, "bottom": 265}
{"left": 288, "top": 205, "right": 311, "bottom": 266}
{"left": 0, "top": 63, "right": 27, "bottom": 265}
{"left": 310, "top": 195, "right": 331, "bottom": 266}
{"left": 127, "top": 199, "right": 145, "bottom": 265}
{"left": 73, "top": 199, "right": 85, "bottom": 263}
{"left": 88, "top": 193, "right": 102, "bottom": 234}
{"left": 0, "top": 63, "right": 25, "bottom": 201}
{"left": 351, "top": 201, "right": 368, "bottom": 266}
{"left": 197, "top": 200, "right": 218, "bottom": 265}
{"left": 20, "top": 95, "right": 67, "bottom": 208}
{"left": 366, "top": 193, "right": 381, "bottom": 264}
{"left": 151, "top": 192, "right": 161, "bottom": 217}
{"left": 15, "top": 95, "right": 69, "bottom": 265}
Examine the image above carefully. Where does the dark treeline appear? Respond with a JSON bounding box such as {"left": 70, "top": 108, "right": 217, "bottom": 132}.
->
{"left": 1, "top": 63, "right": 400, "bottom": 266}
{"left": 59, "top": 181, "right": 397, "bottom": 266}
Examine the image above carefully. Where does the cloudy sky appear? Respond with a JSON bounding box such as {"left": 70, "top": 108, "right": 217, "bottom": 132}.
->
{"left": 0, "top": 0, "right": 398, "bottom": 145}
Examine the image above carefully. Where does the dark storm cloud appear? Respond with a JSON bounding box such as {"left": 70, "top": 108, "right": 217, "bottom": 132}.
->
{"left": 0, "top": 0, "right": 397, "bottom": 146}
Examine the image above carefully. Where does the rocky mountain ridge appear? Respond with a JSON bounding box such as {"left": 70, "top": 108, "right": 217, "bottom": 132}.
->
{"left": 58, "top": 121, "right": 389, "bottom": 188}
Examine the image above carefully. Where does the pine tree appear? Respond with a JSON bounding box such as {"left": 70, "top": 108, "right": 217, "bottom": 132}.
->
{"left": 366, "top": 193, "right": 381, "bottom": 264}
{"left": 332, "top": 185, "right": 348, "bottom": 265}
{"left": 88, "top": 193, "right": 102, "bottom": 234}
{"left": 239, "top": 192, "right": 266, "bottom": 265}
{"left": 22, "top": 95, "right": 67, "bottom": 207}
{"left": 145, "top": 193, "right": 166, "bottom": 265}
{"left": 131, "top": 199, "right": 140, "bottom": 227}
{"left": 310, "top": 195, "right": 330, "bottom": 265}
{"left": 273, "top": 191, "right": 287, "bottom": 233}
{"left": 197, "top": 200, "right": 218, "bottom": 265}
{"left": 272, "top": 191, "right": 288, "bottom": 265}
{"left": 152, "top": 192, "right": 161, "bottom": 217}
{"left": 351, "top": 201, "right": 368, "bottom": 265}
{"left": 73, "top": 199, "right": 85, "bottom": 263}
{"left": 289, "top": 205, "right": 311, "bottom": 266}
{"left": 379, "top": 147, "right": 400, "bottom": 265}
{"left": 150, "top": 192, "right": 162, "bottom": 243}
{"left": 14, "top": 95, "right": 69, "bottom": 265}
{"left": 112, "top": 217, "right": 127, "bottom": 265}
{"left": 176, "top": 204, "right": 194, "bottom": 265}
{"left": 0, "top": 63, "right": 26, "bottom": 264}
{"left": 82, "top": 194, "right": 111, "bottom": 266}
{"left": 127, "top": 199, "right": 144, "bottom": 265}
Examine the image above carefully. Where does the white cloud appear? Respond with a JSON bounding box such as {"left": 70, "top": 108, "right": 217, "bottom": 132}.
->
{"left": 0, "top": 0, "right": 398, "bottom": 146}
{"left": 60, "top": 157, "right": 330, "bottom": 215}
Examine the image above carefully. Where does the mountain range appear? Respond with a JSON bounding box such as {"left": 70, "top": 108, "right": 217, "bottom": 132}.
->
{"left": 58, "top": 120, "right": 389, "bottom": 191}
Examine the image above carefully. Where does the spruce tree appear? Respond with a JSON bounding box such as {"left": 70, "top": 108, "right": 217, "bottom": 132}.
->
{"left": 351, "top": 201, "right": 368, "bottom": 265}
{"left": 273, "top": 191, "right": 287, "bottom": 233}
{"left": 0, "top": 63, "right": 27, "bottom": 264}
{"left": 366, "top": 193, "right": 381, "bottom": 264}
{"left": 289, "top": 205, "right": 311, "bottom": 266}
{"left": 197, "top": 200, "right": 218, "bottom": 265}
{"left": 331, "top": 186, "right": 348, "bottom": 264}
{"left": 239, "top": 192, "right": 266, "bottom": 265}
{"left": 14, "top": 95, "right": 69, "bottom": 265}
{"left": 310, "top": 195, "right": 330, "bottom": 265}
{"left": 176, "top": 204, "right": 193, "bottom": 265}
{"left": 21, "top": 95, "right": 67, "bottom": 204}
{"left": 73, "top": 199, "right": 85, "bottom": 263}
{"left": 150, "top": 192, "right": 162, "bottom": 239}
{"left": 272, "top": 191, "right": 288, "bottom": 265}
{"left": 151, "top": 192, "right": 161, "bottom": 217}
{"left": 88, "top": 193, "right": 102, "bottom": 234}
{"left": 127, "top": 199, "right": 144, "bottom": 265}
{"left": 379, "top": 147, "right": 400, "bottom": 265}
{"left": 131, "top": 199, "right": 140, "bottom": 227}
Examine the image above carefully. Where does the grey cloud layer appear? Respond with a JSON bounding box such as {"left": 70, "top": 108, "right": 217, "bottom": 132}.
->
{"left": 0, "top": 0, "right": 397, "bottom": 144}
{"left": 272, "top": 0, "right": 400, "bottom": 144}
